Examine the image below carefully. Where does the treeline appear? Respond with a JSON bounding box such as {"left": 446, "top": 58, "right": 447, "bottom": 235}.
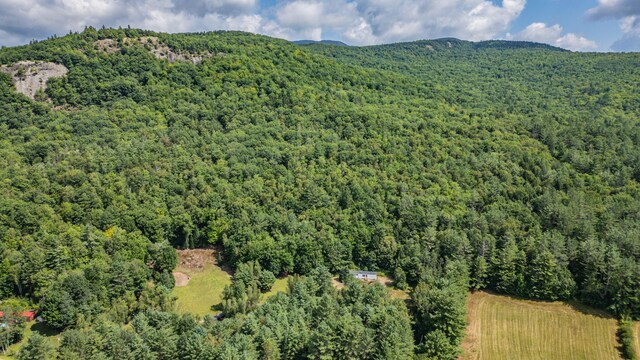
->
{"left": 16, "top": 267, "right": 415, "bottom": 359}
{"left": 1, "top": 224, "right": 177, "bottom": 329}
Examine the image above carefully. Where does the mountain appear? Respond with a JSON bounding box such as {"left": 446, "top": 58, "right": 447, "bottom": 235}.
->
{"left": 292, "top": 39, "right": 349, "bottom": 46}
{"left": 292, "top": 37, "right": 561, "bottom": 50}
{"left": 0, "top": 28, "right": 639, "bottom": 358}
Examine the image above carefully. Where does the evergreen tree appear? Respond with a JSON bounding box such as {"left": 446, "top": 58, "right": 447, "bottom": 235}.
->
{"left": 17, "top": 334, "right": 54, "bottom": 360}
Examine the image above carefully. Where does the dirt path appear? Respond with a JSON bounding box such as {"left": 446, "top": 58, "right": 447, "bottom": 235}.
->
{"left": 176, "top": 248, "right": 229, "bottom": 272}
{"left": 460, "top": 291, "right": 483, "bottom": 360}
{"left": 375, "top": 274, "right": 393, "bottom": 286}
{"left": 173, "top": 271, "right": 191, "bottom": 287}
{"left": 331, "top": 277, "right": 345, "bottom": 289}
{"left": 173, "top": 248, "right": 231, "bottom": 286}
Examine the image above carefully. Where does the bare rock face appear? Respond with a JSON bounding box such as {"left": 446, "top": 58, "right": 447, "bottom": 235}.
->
{"left": 140, "top": 37, "right": 212, "bottom": 65}
{"left": 0, "top": 61, "right": 68, "bottom": 99}
{"left": 94, "top": 37, "right": 213, "bottom": 65}
{"left": 94, "top": 39, "right": 120, "bottom": 54}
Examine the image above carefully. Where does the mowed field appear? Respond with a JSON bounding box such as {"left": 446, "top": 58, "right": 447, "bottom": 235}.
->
{"left": 263, "top": 277, "right": 290, "bottom": 299}
{"left": 634, "top": 322, "right": 640, "bottom": 358}
{"left": 172, "top": 249, "right": 291, "bottom": 316}
{"left": 462, "top": 291, "right": 621, "bottom": 360}
{"left": 172, "top": 249, "right": 232, "bottom": 316}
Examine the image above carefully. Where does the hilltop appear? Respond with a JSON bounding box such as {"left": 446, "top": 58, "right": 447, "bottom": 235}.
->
{"left": 292, "top": 39, "right": 349, "bottom": 46}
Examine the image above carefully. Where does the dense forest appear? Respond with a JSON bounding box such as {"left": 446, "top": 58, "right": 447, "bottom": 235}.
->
{"left": 0, "top": 28, "right": 639, "bottom": 359}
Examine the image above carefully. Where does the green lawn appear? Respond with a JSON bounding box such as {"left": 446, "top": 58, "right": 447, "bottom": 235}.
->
{"left": 263, "top": 277, "right": 290, "bottom": 301}
{"left": 172, "top": 261, "right": 291, "bottom": 316}
{"left": 0, "top": 321, "right": 59, "bottom": 359}
{"left": 388, "top": 288, "right": 410, "bottom": 300}
{"left": 172, "top": 263, "right": 232, "bottom": 316}
{"left": 462, "top": 291, "right": 621, "bottom": 360}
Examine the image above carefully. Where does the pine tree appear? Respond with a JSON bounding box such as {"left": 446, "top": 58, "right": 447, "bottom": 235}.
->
{"left": 17, "top": 334, "right": 54, "bottom": 360}
{"left": 471, "top": 256, "right": 488, "bottom": 290}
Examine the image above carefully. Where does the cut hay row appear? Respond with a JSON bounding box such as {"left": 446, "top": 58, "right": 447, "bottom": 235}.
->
{"left": 634, "top": 322, "right": 640, "bottom": 359}
{"left": 462, "top": 291, "right": 621, "bottom": 360}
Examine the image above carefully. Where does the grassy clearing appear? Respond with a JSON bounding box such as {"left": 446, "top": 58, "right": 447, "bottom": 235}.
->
{"left": 0, "top": 322, "right": 59, "bottom": 360}
{"left": 376, "top": 274, "right": 410, "bottom": 300}
{"left": 388, "top": 287, "right": 410, "bottom": 300}
{"left": 172, "top": 254, "right": 409, "bottom": 317}
{"left": 462, "top": 291, "right": 621, "bottom": 360}
{"left": 172, "top": 262, "right": 232, "bottom": 316}
{"left": 173, "top": 270, "right": 291, "bottom": 315}
{"left": 263, "top": 277, "right": 290, "bottom": 301}
{"left": 172, "top": 249, "right": 294, "bottom": 315}
{"left": 330, "top": 274, "right": 410, "bottom": 300}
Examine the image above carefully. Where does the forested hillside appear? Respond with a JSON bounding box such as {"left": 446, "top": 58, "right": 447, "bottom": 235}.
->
{"left": 0, "top": 28, "right": 639, "bottom": 359}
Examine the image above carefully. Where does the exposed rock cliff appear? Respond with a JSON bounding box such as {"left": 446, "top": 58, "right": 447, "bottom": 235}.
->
{"left": 94, "top": 36, "right": 212, "bottom": 65}
{"left": 0, "top": 61, "right": 68, "bottom": 99}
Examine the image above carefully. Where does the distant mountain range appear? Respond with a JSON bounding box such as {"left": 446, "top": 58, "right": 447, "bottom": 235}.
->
{"left": 292, "top": 40, "right": 350, "bottom": 46}
{"left": 292, "top": 37, "right": 566, "bottom": 51}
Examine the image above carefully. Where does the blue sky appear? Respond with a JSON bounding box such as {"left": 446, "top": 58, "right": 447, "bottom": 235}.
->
{"left": 511, "top": 0, "right": 621, "bottom": 50}
{"left": 0, "top": 0, "right": 638, "bottom": 51}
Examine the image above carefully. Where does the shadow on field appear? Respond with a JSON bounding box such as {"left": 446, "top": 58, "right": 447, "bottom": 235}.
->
{"left": 30, "top": 322, "right": 59, "bottom": 337}
{"left": 479, "top": 290, "right": 615, "bottom": 319}
{"left": 565, "top": 301, "right": 617, "bottom": 320}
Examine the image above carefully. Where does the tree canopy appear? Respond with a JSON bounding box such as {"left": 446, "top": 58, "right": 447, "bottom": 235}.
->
{"left": 1, "top": 28, "right": 639, "bottom": 358}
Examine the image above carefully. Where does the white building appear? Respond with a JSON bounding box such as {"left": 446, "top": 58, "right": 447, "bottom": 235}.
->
{"left": 349, "top": 270, "right": 377, "bottom": 281}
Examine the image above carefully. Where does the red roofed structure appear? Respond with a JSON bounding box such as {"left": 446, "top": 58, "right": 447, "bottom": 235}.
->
{"left": 0, "top": 311, "right": 36, "bottom": 322}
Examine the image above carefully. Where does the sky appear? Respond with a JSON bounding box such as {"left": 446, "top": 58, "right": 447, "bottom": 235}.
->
{"left": 0, "top": 0, "right": 639, "bottom": 51}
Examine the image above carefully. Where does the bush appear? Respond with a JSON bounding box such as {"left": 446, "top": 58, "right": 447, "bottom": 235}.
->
{"left": 17, "top": 334, "right": 54, "bottom": 360}
{"left": 619, "top": 318, "right": 637, "bottom": 360}
{"left": 418, "top": 330, "right": 460, "bottom": 360}
{"left": 0, "top": 313, "right": 26, "bottom": 353}
{"left": 258, "top": 270, "right": 276, "bottom": 292}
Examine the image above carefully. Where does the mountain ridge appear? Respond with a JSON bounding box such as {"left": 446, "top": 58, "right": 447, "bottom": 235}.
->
{"left": 293, "top": 37, "right": 567, "bottom": 52}
{"left": 292, "top": 39, "right": 349, "bottom": 46}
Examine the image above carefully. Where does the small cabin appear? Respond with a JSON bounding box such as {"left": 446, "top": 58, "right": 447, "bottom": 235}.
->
{"left": 349, "top": 270, "right": 377, "bottom": 281}
{"left": 0, "top": 311, "right": 36, "bottom": 322}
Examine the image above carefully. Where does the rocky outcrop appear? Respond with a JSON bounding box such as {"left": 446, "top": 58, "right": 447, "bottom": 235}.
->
{"left": 0, "top": 61, "right": 68, "bottom": 99}
{"left": 94, "top": 38, "right": 120, "bottom": 54}
{"left": 94, "top": 37, "right": 213, "bottom": 65}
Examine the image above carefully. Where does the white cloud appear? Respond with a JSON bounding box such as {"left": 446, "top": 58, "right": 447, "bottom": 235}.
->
{"left": 273, "top": 0, "right": 361, "bottom": 40}
{"left": 588, "top": 0, "right": 640, "bottom": 51}
{"left": 0, "top": 0, "right": 265, "bottom": 46}
{"left": 270, "top": 0, "right": 526, "bottom": 45}
{"left": 133, "top": 12, "right": 265, "bottom": 34}
{"left": 0, "top": 29, "right": 25, "bottom": 47}
{"left": 509, "top": 22, "right": 597, "bottom": 51}
{"left": 171, "top": 0, "right": 257, "bottom": 16}
{"left": 555, "top": 33, "right": 598, "bottom": 51}
{"left": 352, "top": 0, "right": 527, "bottom": 44}
{"left": 0, "top": 0, "right": 528, "bottom": 47}
{"left": 276, "top": 1, "right": 359, "bottom": 30}
{"left": 611, "top": 16, "right": 640, "bottom": 51}
{"left": 587, "top": 0, "right": 640, "bottom": 20}
{"left": 277, "top": 1, "right": 325, "bottom": 29}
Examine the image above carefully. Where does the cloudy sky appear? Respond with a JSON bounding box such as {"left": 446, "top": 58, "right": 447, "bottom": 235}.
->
{"left": 0, "top": 0, "right": 638, "bottom": 51}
